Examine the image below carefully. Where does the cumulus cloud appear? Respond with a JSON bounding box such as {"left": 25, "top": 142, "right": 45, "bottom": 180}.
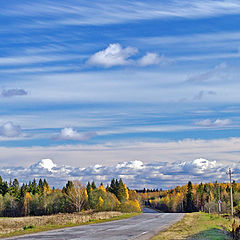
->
{"left": 138, "top": 53, "right": 171, "bottom": 66}
{"left": 30, "top": 159, "right": 57, "bottom": 172}
{"left": 0, "top": 157, "right": 235, "bottom": 189}
{"left": 138, "top": 53, "right": 161, "bottom": 66}
{"left": 55, "top": 127, "right": 96, "bottom": 141}
{"left": 0, "top": 122, "right": 22, "bottom": 138}
{"left": 195, "top": 119, "right": 231, "bottom": 127}
{"left": 116, "top": 160, "right": 145, "bottom": 170}
{"left": 87, "top": 43, "right": 138, "bottom": 67}
{"left": 180, "top": 158, "right": 216, "bottom": 174}
{"left": 1, "top": 88, "right": 28, "bottom": 97}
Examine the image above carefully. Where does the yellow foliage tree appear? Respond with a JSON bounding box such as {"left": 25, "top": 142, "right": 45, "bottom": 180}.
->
{"left": 97, "top": 196, "right": 104, "bottom": 210}
{"left": 98, "top": 184, "right": 106, "bottom": 192}
{"left": 43, "top": 185, "right": 51, "bottom": 194}
{"left": 24, "top": 192, "right": 32, "bottom": 216}
{"left": 120, "top": 199, "right": 141, "bottom": 212}
{"left": 123, "top": 184, "right": 129, "bottom": 200}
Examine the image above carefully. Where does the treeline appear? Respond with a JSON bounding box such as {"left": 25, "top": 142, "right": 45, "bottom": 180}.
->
{"left": 145, "top": 181, "right": 240, "bottom": 214}
{"left": 0, "top": 177, "right": 141, "bottom": 217}
{"left": 136, "top": 188, "right": 162, "bottom": 193}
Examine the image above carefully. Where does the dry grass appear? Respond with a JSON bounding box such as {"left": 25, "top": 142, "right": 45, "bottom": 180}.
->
{"left": 0, "top": 211, "right": 123, "bottom": 236}
{"left": 151, "top": 212, "right": 233, "bottom": 240}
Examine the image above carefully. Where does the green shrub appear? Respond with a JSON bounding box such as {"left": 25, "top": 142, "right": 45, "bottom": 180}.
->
{"left": 23, "top": 225, "right": 35, "bottom": 230}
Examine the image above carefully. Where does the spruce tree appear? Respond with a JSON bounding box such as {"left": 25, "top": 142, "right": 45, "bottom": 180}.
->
{"left": 39, "top": 179, "right": 43, "bottom": 193}
{"left": 91, "top": 181, "right": 96, "bottom": 190}
{"left": 0, "top": 177, "right": 9, "bottom": 196}
{"left": 186, "top": 181, "right": 195, "bottom": 212}
{"left": 87, "top": 182, "right": 91, "bottom": 195}
{"left": 110, "top": 178, "right": 116, "bottom": 195}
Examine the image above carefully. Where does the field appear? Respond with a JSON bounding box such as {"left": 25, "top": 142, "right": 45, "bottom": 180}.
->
{"left": 151, "top": 212, "right": 234, "bottom": 240}
{"left": 0, "top": 211, "right": 140, "bottom": 238}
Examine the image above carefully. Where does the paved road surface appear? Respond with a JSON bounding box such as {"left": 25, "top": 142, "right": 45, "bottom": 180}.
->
{"left": 6, "top": 208, "right": 184, "bottom": 240}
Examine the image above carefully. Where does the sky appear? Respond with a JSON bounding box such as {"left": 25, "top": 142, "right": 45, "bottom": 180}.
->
{"left": 1, "top": 0, "right": 240, "bottom": 188}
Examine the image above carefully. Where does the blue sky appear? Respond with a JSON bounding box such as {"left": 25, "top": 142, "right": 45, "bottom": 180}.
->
{"left": 0, "top": 0, "right": 240, "bottom": 187}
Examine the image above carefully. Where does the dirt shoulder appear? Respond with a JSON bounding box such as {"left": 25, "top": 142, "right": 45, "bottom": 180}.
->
{"left": 0, "top": 211, "right": 139, "bottom": 238}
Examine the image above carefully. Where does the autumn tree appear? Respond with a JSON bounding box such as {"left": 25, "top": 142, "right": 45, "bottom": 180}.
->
{"left": 63, "top": 180, "right": 88, "bottom": 212}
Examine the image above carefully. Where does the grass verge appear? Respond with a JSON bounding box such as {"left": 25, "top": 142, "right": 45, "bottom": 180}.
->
{"left": 151, "top": 212, "right": 232, "bottom": 240}
{"left": 0, "top": 212, "right": 141, "bottom": 239}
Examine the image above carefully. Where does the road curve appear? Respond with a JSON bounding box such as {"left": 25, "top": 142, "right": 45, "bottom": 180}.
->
{"left": 5, "top": 209, "right": 184, "bottom": 240}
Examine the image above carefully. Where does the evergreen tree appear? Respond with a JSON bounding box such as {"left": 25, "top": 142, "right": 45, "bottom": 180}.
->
{"left": 186, "top": 181, "right": 195, "bottom": 212}
{"left": 0, "top": 179, "right": 9, "bottom": 196}
{"left": 116, "top": 179, "right": 127, "bottom": 203}
{"left": 109, "top": 178, "right": 117, "bottom": 195}
{"left": 27, "top": 181, "right": 33, "bottom": 193}
{"left": 32, "top": 179, "right": 39, "bottom": 195}
{"left": 39, "top": 179, "right": 43, "bottom": 193}
{"left": 10, "top": 179, "right": 20, "bottom": 200}
{"left": 197, "top": 182, "right": 204, "bottom": 211}
{"left": 91, "top": 181, "right": 96, "bottom": 190}
{"left": 106, "top": 184, "right": 110, "bottom": 192}
{"left": 86, "top": 182, "right": 91, "bottom": 195}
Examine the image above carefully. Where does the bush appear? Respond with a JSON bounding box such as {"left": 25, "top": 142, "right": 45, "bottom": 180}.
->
{"left": 23, "top": 225, "right": 35, "bottom": 230}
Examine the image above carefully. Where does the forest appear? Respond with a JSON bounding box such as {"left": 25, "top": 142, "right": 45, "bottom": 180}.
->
{"left": 0, "top": 177, "right": 141, "bottom": 217}
{"left": 142, "top": 181, "right": 240, "bottom": 214}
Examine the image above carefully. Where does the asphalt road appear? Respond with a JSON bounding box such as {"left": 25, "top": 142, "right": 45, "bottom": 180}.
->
{"left": 6, "top": 208, "right": 184, "bottom": 240}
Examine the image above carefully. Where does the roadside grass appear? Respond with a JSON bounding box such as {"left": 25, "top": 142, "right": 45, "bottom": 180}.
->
{"left": 0, "top": 212, "right": 140, "bottom": 239}
{"left": 151, "top": 212, "right": 233, "bottom": 240}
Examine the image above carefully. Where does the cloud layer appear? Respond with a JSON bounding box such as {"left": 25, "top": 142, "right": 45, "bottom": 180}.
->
{"left": 0, "top": 157, "right": 236, "bottom": 189}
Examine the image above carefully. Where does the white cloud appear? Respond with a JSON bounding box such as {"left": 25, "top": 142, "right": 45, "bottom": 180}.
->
{"left": 0, "top": 122, "right": 22, "bottom": 138}
{"left": 180, "top": 158, "right": 217, "bottom": 174}
{"left": 0, "top": 157, "right": 235, "bottom": 189}
{"left": 30, "top": 158, "right": 57, "bottom": 172}
{"left": 195, "top": 118, "right": 231, "bottom": 127}
{"left": 1, "top": 138, "right": 240, "bottom": 180}
{"left": 116, "top": 160, "right": 145, "bottom": 170}
{"left": 138, "top": 53, "right": 161, "bottom": 66}
{"left": 55, "top": 127, "right": 96, "bottom": 141}
{"left": 87, "top": 46, "right": 172, "bottom": 68}
{"left": 138, "top": 53, "right": 171, "bottom": 66}
{"left": 87, "top": 43, "right": 138, "bottom": 67}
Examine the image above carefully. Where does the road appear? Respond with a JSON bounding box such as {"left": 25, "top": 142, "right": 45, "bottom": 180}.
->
{"left": 6, "top": 208, "right": 184, "bottom": 240}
